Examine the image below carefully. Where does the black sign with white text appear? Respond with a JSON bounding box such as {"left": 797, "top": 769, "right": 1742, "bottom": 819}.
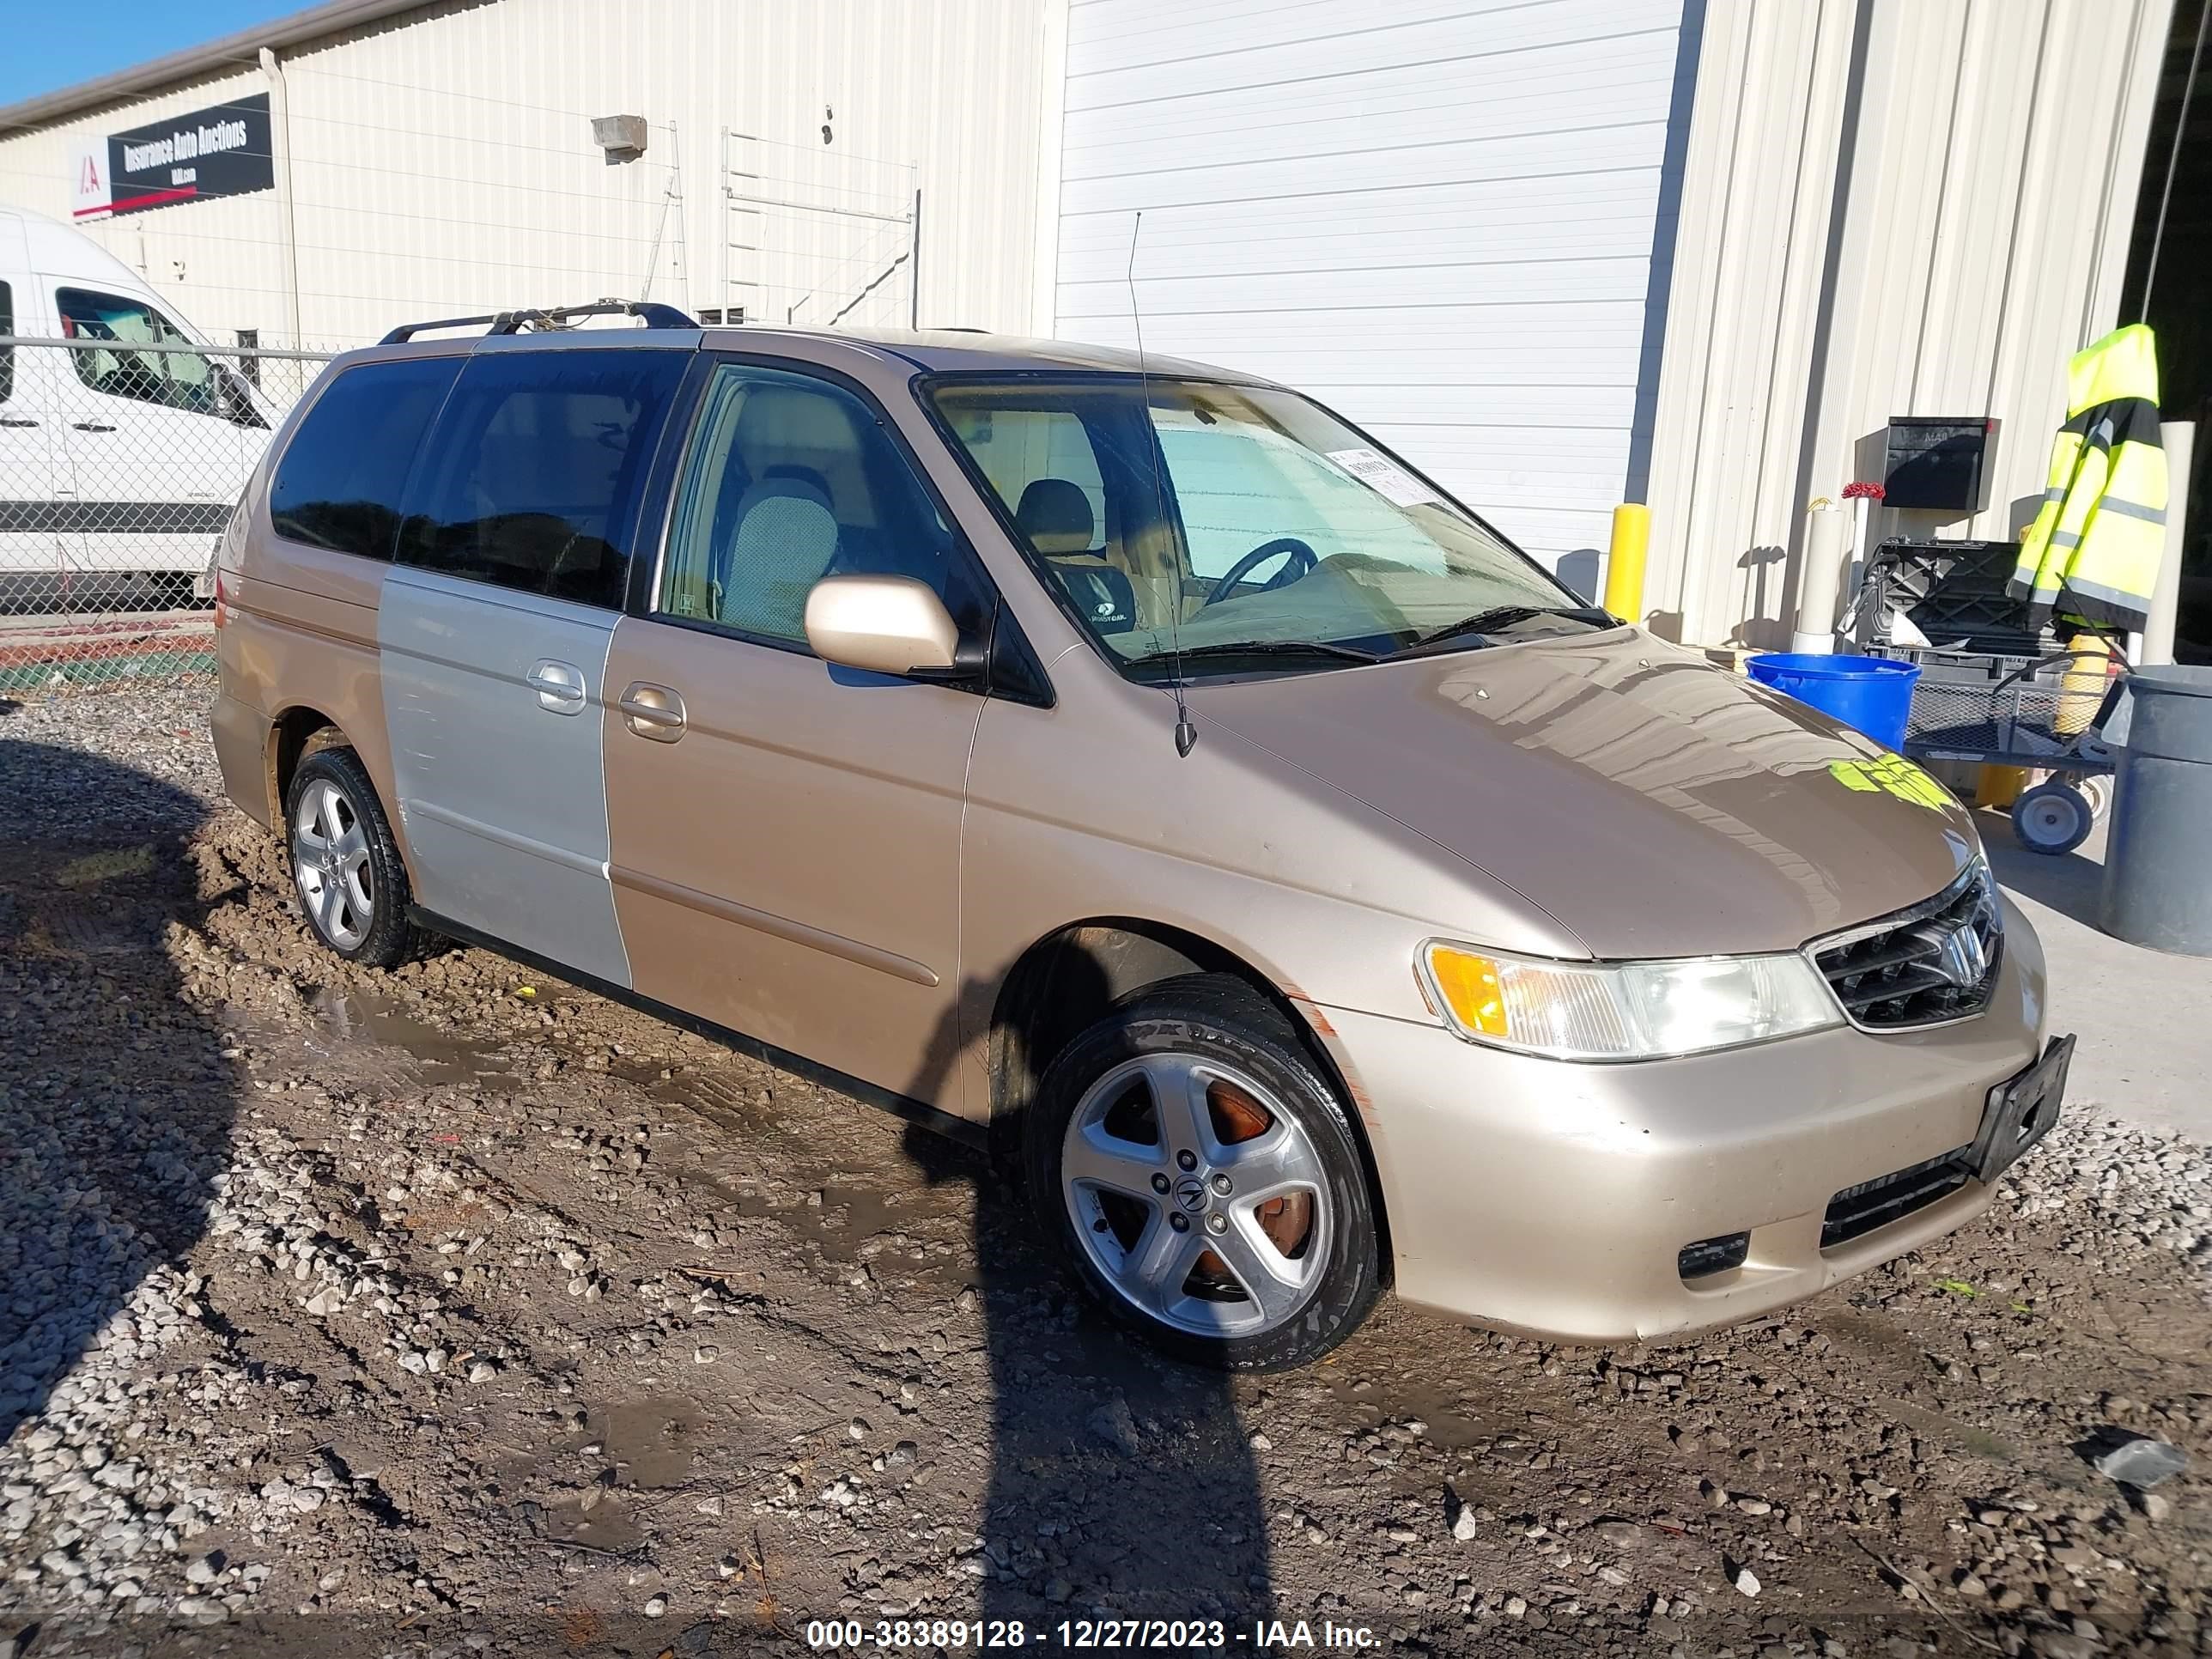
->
{"left": 104, "top": 94, "right": 274, "bottom": 216}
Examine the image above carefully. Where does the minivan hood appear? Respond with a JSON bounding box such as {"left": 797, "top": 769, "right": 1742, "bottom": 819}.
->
{"left": 1191, "top": 630, "right": 1979, "bottom": 959}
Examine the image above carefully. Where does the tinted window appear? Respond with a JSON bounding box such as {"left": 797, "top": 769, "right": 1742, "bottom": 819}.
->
{"left": 659, "top": 362, "right": 975, "bottom": 647}
{"left": 398, "top": 349, "right": 685, "bottom": 609}
{"left": 0, "top": 281, "right": 12, "bottom": 404}
{"left": 270, "top": 357, "right": 461, "bottom": 561}
{"left": 57, "top": 287, "right": 220, "bottom": 415}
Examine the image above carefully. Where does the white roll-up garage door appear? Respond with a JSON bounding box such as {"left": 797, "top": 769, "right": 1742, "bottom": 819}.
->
{"left": 1053, "top": 0, "right": 1692, "bottom": 578}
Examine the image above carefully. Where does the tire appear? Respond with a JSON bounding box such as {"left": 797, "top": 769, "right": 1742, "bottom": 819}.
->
{"left": 2012, "top": 780, "right": 2094, "bottom": 856}
{"left": 1023, "top": 972, "right": 1382, "bottom": 1370}
{"left": 2070, "top": 772, "right": 2112, "bottom": 823}
{"left": 284, "top": 745, "right": 421, "bottom": 967}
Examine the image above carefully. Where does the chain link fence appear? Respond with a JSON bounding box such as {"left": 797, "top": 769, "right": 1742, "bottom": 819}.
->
{"left": 0, "top": 334, "right": 333, "bottom": 693}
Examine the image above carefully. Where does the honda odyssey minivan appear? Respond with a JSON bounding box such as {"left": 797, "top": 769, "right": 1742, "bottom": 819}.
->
{"left": 212, "top": 303, "right": 2066, "bottom": 1370}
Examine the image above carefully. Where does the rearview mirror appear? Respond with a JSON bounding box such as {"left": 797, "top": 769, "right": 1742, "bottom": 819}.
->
{"left": 805, "top": 574, "right": 963, "bottom": 677}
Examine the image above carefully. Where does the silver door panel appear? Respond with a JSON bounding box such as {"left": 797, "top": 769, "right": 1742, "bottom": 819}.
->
{"left": 379, "top": 566, "right": 629, "bottom": 987}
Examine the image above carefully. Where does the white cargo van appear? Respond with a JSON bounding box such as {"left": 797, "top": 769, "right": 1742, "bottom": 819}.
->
{"left": 0, "top": 204, "right": 275, "bottom": 599}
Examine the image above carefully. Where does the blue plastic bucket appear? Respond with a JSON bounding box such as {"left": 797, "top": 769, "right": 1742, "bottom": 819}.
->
{"left": 1746, "top": 653, "right": 1923, "bottom": 749}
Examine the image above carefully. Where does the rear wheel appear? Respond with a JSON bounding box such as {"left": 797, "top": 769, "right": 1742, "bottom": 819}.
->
{"left": 1024, "top": 974, "right": 1381, "bottom": 1370}
{"left": 286, "top": 746, "right": 420, "bottom": 967}
{"left": 2070, "top": 772, "right": 2112, "bottom": 823}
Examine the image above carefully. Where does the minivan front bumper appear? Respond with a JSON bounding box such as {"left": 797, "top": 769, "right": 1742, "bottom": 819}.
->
{"left": 1311, "top": 896, "right": 2048, "bottom": 1343}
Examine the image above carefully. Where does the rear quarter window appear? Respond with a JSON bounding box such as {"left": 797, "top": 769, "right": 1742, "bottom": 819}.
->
{"left": 270, "top": 356, "right": 462, "bottom": 561}
{"left": 397, "top": 349, "right": 687, "bottom": 610}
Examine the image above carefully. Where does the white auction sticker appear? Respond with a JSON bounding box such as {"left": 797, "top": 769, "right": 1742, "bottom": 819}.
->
{"left": 1325, "top": 447, "right": 1438, "bottom": 507}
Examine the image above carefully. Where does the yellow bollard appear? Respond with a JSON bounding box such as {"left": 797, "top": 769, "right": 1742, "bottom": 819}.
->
{"left": 1605, "top": 502, "right": 1649, "bottom": 623}
{"left": 1977, "top": 764, "right": 2028, "bottom": 809}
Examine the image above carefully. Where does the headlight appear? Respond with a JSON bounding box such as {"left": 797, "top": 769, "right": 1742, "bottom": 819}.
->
{"left": 1419, "top": 940, "right": 1842, "bottom": 1061}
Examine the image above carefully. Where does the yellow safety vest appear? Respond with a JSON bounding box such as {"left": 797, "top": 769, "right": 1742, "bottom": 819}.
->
{"left": 2008, "top": 324, "right": 2166, "bottom": 634}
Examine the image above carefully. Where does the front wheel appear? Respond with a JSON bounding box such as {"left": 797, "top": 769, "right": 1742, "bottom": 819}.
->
{"left": 2012, "top": 780, "right": 2094, "bottom": 856}
{"left": 1024, "top": 974, "right": 1382, "bottom": 1370}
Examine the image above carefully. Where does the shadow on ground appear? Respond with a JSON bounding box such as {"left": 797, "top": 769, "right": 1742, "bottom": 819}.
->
{"left": 0, "top": 736, "right": 237, "bottom": 1448}
{"left": 899, "top": 942, "right": 1274, "bottom": 1641}
{"left": 1984, "top": 818, "right": 2107, "bottom": 930}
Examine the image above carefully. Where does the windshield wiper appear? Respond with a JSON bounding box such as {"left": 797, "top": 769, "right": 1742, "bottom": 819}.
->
{"left": 1123, "top": 639, "right": 1381, "bottom": 674}
{"left": 1386, "top": 604, "right": 1617, "bottom": 659}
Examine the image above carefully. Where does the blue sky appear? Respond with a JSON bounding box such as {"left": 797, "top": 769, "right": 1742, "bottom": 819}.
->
{"left": 0, "top": 1, "right": 306, "bottom": 107}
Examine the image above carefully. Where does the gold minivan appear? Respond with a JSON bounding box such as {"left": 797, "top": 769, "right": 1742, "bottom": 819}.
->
{"left": 212, "top": 307, "right": 2067, "bottom": 1369}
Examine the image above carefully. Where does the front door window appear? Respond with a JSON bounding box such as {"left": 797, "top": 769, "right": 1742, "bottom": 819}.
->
{"left": 658, "top": 362, "right": 979, "bottom": 647}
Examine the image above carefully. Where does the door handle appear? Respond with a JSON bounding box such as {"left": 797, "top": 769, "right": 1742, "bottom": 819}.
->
{"left": 525, "top": 658, "right": 587, "bottom": 715}
{"left": 70, "top": 422, "right": 118, "bottom": 433}
{"left": 0, "top": 417, "right": 36, "bottom": 428}
{"left": 617, "top": 682, "right": 687, "bottom": 743}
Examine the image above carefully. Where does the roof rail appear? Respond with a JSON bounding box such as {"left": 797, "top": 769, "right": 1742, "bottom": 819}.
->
{"left": 379, "top": 297, "right": 699, "bottom": 345}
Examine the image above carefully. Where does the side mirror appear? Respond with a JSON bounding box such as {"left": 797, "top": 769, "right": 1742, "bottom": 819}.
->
{"left": 218, "top": 366, "right": 270, "bottom": 429}
{"left": 805, "top": 574, "right": 965, "bottom": 677}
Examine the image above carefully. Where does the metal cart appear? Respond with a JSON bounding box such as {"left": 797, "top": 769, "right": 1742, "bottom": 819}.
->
{"left": 1857, "top": 539, "right": 2128, "bottom": 855}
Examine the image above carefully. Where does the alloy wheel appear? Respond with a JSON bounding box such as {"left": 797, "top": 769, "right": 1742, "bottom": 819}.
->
{"left": 291, "top": 777, "right": 375, "bottom": 951}
{"left": 1060, "top": 1052, "right": 1329, "bottom": 1339}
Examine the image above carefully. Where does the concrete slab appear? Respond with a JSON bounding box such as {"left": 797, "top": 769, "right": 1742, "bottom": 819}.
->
{"left": 1984, "top": 809, "right": 2212, "bottom": 1146}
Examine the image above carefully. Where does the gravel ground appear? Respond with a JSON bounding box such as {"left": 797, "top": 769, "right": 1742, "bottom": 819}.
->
{"left": 1, "top": 682, "right": 2208, "bottom": 1658}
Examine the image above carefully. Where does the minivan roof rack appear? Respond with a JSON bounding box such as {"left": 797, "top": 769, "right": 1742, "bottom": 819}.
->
{"left": 379, "top": 298, "right": 699, "bottom": 345}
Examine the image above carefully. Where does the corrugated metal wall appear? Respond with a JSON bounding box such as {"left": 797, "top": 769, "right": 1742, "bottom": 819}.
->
{"left": 1049, "top": 0, "right": 1694, "bottom": 574}
{"left": 0, "top": 0, "right": 1053, "bottom": 348}
{"left": 1642, "top": 0, "right": 2173, "bottom": 648}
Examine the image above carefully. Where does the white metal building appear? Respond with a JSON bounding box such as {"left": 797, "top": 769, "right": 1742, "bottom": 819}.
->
{"left": 2, "top": 0, "right": 2203, "bottom": 655}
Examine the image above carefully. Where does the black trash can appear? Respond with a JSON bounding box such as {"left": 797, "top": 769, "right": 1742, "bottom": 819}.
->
{"left": 2100, "top": 665, "right": 2212, "bottom": 955}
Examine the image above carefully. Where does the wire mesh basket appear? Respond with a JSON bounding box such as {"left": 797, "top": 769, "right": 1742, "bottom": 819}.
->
{"left": 1869, "top": 646, "right": 2123, "bottom": 773}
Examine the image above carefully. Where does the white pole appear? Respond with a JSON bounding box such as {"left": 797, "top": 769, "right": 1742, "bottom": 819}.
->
{"left": 2143, "top": 419, "right": 2193, "bottom": 665}
{"left": 258, "top": 48, "right": 303, "bottom": 348}
{"left": 1790, "top": 500, "right": 1850, "bottom": 654}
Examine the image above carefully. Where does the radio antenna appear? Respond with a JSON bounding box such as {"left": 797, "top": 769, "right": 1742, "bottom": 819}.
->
{"left": 1127, "top": 210, "right": 1198, "bottom": 757}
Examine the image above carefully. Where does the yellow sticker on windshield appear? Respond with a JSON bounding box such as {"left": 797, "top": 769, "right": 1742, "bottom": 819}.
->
{"left": 1829, "top": 754, "right": 1952, "bottom": 811}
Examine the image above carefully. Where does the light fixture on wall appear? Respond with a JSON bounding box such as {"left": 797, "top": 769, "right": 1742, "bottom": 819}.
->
{"left": 590, "top": 114, "right": 648, "bottom": 165}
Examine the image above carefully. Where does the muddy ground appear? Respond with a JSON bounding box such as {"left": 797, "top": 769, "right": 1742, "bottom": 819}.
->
{"left": 1, "top": 685, "right": 2208, "bottom": 1658}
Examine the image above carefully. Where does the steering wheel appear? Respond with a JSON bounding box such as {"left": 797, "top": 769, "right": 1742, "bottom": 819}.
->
{"left": 1203, "top": 537, "right": 1319, "bottom": 606}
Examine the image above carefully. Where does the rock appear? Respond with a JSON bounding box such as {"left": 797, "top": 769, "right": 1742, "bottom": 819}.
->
{"left": 1085, "top": 1396, "right": 1142, "bottom": 1458}
{"left": 1733, "top": 1565, "right": 1761, "bottom": 1598}
{"left": 644, "top": 1593, "right": 668, "bottom": 1618}
{"left": 2140, "top": 1492, "right": 2172, "bottom": 1523}
{"left": 1451, "top": 1509, "right": 1480, "bottom": 1542}
{"left": 467, "top": 1360, "right": 497, "bottom": 1383}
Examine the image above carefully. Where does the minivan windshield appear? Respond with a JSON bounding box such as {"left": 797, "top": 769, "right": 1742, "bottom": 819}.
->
{"left": 928, "top": 375, "right": 1612, "bottom": 678}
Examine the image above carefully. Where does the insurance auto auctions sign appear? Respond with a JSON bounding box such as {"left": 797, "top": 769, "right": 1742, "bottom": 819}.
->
{"left": 70, "top": 94, "right": 274, "bottom": 220}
